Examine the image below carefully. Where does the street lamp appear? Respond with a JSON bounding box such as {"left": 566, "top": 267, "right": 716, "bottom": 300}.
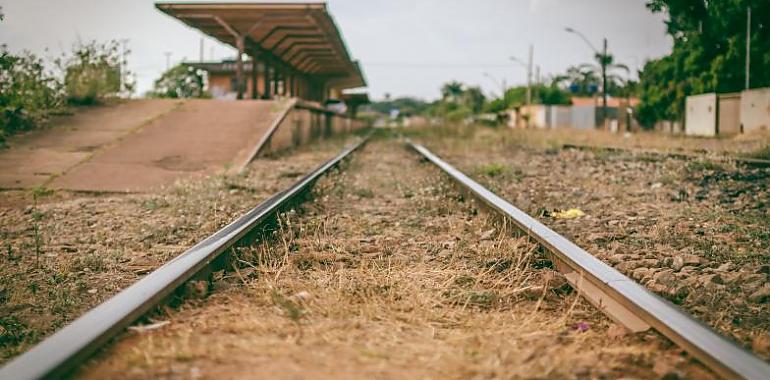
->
{"left": 483, "top": 72, "right": 507, "bottom": 100}
{"left": 510, "top": 45, "right": 534, "bottom": 126}
{"left": 565, "top": 27, "right": 608, "bottom": 128}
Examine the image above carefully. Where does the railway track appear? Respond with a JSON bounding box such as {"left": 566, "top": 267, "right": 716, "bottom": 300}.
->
{"left": 2, "top": 136, "right": 769, "bottom": 379}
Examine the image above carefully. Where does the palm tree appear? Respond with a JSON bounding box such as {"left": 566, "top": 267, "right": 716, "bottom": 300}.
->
{"left": 440, "top": 81, "right": 464, "bottom": 103}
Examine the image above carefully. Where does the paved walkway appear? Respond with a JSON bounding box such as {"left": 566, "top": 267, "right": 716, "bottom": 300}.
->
{"left": 0, "top": 99, "right": 290, "bottom": 192}
{"left": 0, "top": 99, "right": 180, "bottom": 189}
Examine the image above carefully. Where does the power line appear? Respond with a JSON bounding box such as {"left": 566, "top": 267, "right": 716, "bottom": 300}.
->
{"left": 362, "top": 62, "right": 514, "bottom": 69}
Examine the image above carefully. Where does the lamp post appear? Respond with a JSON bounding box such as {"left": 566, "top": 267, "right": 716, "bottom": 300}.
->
{"left": 510, "top": 46, "right": 533, "bottom": 127}
{"left": 565, "top": 27, "right": 608, "bottom": 128}
{"left": 483, "top": 72, "right": 507, "bottom": 99}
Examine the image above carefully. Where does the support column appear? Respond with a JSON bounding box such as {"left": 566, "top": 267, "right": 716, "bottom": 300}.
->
{"left": 262, "top": 59, "right": 271, "bottom": 100}
{"left": 272, "top": 68, "right": 279, "bottom": 97}
{"left": 250, "top": 55, "right": 258, "bottom": 99}
{"left": 235, "top": 36, "right": 245, "bottom": 100}
{"left": 289, "top": 74, "right": 295, "bottom": 97}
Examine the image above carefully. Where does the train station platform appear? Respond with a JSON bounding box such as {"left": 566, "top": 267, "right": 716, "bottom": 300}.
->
{"left": 0, "top": 99, "right": 284, "bottom": 192}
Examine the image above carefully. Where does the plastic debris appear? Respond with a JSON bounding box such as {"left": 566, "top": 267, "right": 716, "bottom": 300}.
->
{"left": 572, "top": 322, "right": 591, "bottom": 332}
{"left": 552, "top": 208, "right": 586, "bottom": 219}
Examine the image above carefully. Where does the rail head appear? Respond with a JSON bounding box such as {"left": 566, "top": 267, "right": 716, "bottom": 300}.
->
{"left": 407, "top": 140, "right": 770, "bottom": 380}
{"left": 0, "top": 137, "right": 369, "bottom": 380}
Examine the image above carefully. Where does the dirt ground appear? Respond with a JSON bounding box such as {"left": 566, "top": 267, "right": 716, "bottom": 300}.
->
{"left": 486, "top": 127, "right": 770, "bottom": 159}
{"left": 0, "top": 134, "right": 358, "bottom": 363}
{"left": 410, "top": 126, "right": 770, "bottom": 360}
{"left": 79, "top": 138, "right": 714, "bottom": 380}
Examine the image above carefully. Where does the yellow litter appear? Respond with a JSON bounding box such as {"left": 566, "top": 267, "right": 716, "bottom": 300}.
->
{"left": 552, "top": 208, "right": 585, "bottom": 219}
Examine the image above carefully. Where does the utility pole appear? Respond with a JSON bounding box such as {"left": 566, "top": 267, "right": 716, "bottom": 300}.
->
{"left": 746, "top": 7, "right": 751, "bottom": 90}
{"left": 527, "top": 44, "right": 533, "bottom": 127}
{"left": 199, "top": 37, "right": 205, "bottom": 63}
{"left": 164, "top": 51, "right": 172, "bottom": 71}
{"left": 534, "top": 65, "right": 541, "bottom": 104}
{"left": 601, "top": 37, "right": 608, "bottom": 129}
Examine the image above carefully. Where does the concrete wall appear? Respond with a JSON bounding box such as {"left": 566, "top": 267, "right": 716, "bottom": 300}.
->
{"left": 718, "top": 93, "right": 741, "bottom": 135}
{"left": 259, "top": 106, "right": 367, "bottom": 156}
{"left": 685, "top": 93, "right": 717, "bottom": 136}
{"left": 741, "top": 88, "right": 770, "bottom": 133}
{"left": 208, "top": 74, "right": 260, "bottom": 100}
{"left": 571, "top": 105, "right": 596, "bottom": 129}
{"left": 548, "top": 106, "right": 572, "bottom": 129}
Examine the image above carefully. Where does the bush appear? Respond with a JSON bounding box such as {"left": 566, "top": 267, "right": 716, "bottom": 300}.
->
{"left": 59, "top": 40, "right": 133, "bottom": 105}
{"left": 148, "top": 64, "right": 208, "bottom": 99}
{"left": 0, "top": 46, "right": 65, "bottom": 145}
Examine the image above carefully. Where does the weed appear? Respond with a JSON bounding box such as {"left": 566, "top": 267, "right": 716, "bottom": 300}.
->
{"left": 466, "top": 291, "right": 496, "bottom": 309}
{"left": 478, "top": 163, "right": 506, "bottom": 177}
{"left": 270, "top": 290, "right": 304, "bottom": 323}
{"left": 591, "top": 148, "right": 612, "bottom": 160}
{"left": 141, "top": 198, "right": 169, "bottom": 211}
{"left": 353, "top": 188, "right": 374, "bottom": 198}
{"left": 748, "top": 145, "right": 770, "bottom": 160}
{"left": 0, "top": 316, "right": 28, "bottom": 348}
{"left": 687, "top": 160, "right": 724, "bottom": 172}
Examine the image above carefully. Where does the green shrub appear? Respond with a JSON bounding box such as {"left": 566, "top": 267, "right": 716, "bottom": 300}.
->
{"left": 0, "top": 46, "right": 65, "bottom": 145}
{"left": 148, "top": 64, "right": 209, "bottom": 99}
{"left": 59, "top": 40, "right": 132, "bottom": 105}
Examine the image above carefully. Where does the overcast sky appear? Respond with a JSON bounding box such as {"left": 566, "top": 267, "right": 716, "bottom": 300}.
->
{"left": 0, "top": 0, "right": 672, "bottom": 100}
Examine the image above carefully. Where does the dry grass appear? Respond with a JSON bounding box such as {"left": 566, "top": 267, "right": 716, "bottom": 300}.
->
{"left": 0, "top": 135, "right": 358, "bottom": 362}
{"left": 409, "top": 125, "right": 770, "bottom": 360}
{"left": 78, "top": 138, "right": 713, "bottom": 380}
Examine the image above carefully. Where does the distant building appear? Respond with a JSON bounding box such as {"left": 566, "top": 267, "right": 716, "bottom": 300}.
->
{"left": 684, "top": 87, "right": 770, "bottom": 136}
{"left": 507, "top": 96, "right": 640, "bottom": 131}
{"left": 190, "top": 60, "right": 261, "bottom": 100}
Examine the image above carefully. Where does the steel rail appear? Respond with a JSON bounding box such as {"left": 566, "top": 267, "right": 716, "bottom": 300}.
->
{"left": 0, "top": 137, "right": 369, "bottom": 380}
{"left": 407, "top": 141, "right": 770, "bottom": 380}
{"left": 562, "top": 143, "right": 770, "bottom": 169}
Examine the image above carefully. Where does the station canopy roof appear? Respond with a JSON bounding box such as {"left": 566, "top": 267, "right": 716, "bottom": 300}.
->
{"left": 156, "top": 2, "right": 366, "bottom": 89}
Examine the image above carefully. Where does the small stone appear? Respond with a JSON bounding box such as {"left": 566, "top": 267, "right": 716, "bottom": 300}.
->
{"left": 752, "top": 334, "right": 770, "bottom": 356}
{"left": 716, "top": 263, "right": 732, "bottom": 272}
{"left": 293, "top": 291, "right": 313, "bottom": 302}
{"left": 681, "top": 254, "right": 705, "bottom": 266}
{"left": 632, "top": 267, "right": 651, "bottom": 281}
{"left": 607, "top": 324, "right": 628, "bottom": 340}
{"left": 653, "top": 270, "right": 676, "bottom": 287}
{"left": 670, "top": 256, "right": 685, "bottom": 271}
{"left": 749, "top": 284, "right": 770, "bottom": 304}
{"left": 479, "top": 229, "right": 496, "bottom": 241}
{"left": 616, "top": 260, "right": 641, "bottom": 273}
{"left": 87, "top": 289, "right": 97, "bottom": 294}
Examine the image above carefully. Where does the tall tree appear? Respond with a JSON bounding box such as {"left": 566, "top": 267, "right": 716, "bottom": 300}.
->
{"left": 638, "top": 0, "right": 769, "bottom": 127}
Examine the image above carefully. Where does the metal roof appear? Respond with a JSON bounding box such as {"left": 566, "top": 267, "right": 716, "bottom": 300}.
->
{"left": 156, "top": 2, "right": 365, "bottom": 89}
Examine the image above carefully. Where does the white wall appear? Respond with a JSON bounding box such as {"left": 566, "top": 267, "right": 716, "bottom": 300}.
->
{"left": 740, "top": 88, "right": 770, "bottom": 133}
{"left": 548, "top": 105, "right": 572, "bottom": 129}
{"left": 685, "top": 93, "right": 717, "bottom": 137}
{"left": 571, "top": 105, "right": 595, "bottom": 129}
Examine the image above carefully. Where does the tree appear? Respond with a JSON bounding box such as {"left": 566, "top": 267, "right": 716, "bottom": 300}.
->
{"left": 0, "top": 47, "right": 65, "bottom": 144}
{"left": 440, "top": 81, "right": 464, "bottom": 103}
{"left": 555, "top": 65, "right": 600, "bottom": 96}
{"left": 461, "top": 86, "right": 486, "bottom": 114}
{"left": 58, "top": 40, "right": 134, "bottom": 105}
{"left": 637, "top": 0, "right": 770, "bottom": 127}
{"left": 149, "top": 64, "right": 208, "bottom": 99}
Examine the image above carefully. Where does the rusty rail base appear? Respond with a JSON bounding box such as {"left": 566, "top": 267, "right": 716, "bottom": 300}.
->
{"left": 0, "top": 137, "right": 369, "bottom": 380}
{"left": 562, "top": 143, "right": 770, "bottom": 168}
{"left": 407, "top": 141, "right": 770, "bottom": 380}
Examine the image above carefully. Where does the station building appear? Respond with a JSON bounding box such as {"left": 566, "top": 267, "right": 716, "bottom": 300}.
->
{"left": 156, "top": 2, "right": 366, "bottom": 104}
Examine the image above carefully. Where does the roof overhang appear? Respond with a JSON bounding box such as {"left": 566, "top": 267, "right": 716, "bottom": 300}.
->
{"left": 155, "top": 2, "right": 366, "bottom": 89}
